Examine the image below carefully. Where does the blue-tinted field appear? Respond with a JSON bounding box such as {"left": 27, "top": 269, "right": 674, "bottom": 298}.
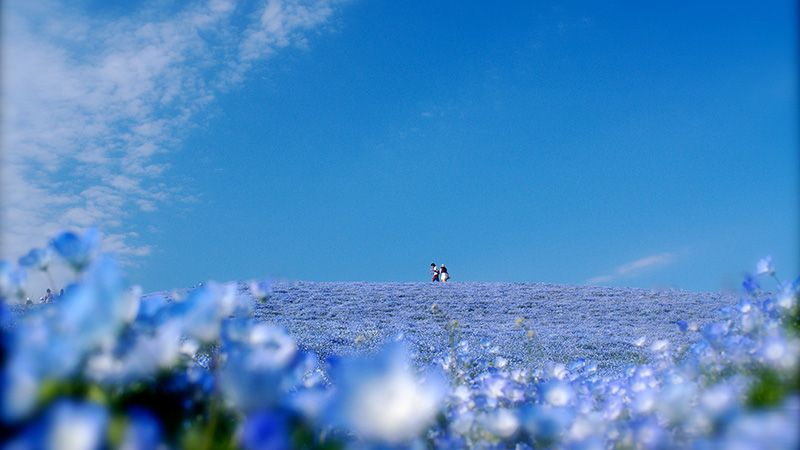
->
{"left": 243, "top": 282, "right": 737, "bottom": 373}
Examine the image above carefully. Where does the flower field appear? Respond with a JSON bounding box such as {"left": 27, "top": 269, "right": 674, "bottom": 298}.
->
{"left": 244, "top": 281, "right": 740, "bottom": 375}
{"left": 1, "top": 230, "right": 798, "bottom": 449}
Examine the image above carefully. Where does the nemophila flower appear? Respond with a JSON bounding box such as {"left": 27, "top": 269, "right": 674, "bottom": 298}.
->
{"left": 756, "top": 256, "right": 775, "bottom": 276}
{"left": 720, "top": 405, "right": 800, "bottom": 450}
{"left": 742, "top": 274, "right": 760, "bottom": 295}
{"left": 602, "top": 396, "right": 624, "bottom": 421}
{"left": 567, "top": 358, "right": 586, "bottom": 374}
{"left": 676, "top": 320, "right": 689, "bottom": 332}
{"left": 50, "top": 228, "right": 100, "bottom": 272}
{"left": 566, "top": 412, "right": 604, "bottom": 445}
{"left": 240, "top": 410, "right": 291, "bottom": 450}
{"left": 540, "top": 380, "right": 574, "bottom": 407}
{"left": 247, "top": 324, "right": 299, "bottom": 367}
{"left": 286, "top": 388, "right": 332, "bottom": 422}
{"left": 457, "top": 340, "right": 470, "bottom": 355}
{"left": 655, "top": 381, "right": 697, "bottom": 425}
{"left": 649, "top": 340, "right": 669, "bottom": 354}
{"left": 1, "top": 356, "right": 39, "bottom": 421}
{"left": 737, "top": 298, "right": 753, "bottom": 314}
{"left": 482, "top": 372, "right": 508, "bottom": 401}
{"left": 18, "top": 247, "right": 53, "bottom": 271}
{"left": 630, "top": 418, "right": 667, "bottom": 449}
{"left": 120, "top": 408, "right": 162, "bottom": 450}
{"left": 699, "top": 383, "right": 739, "bottom": 425}
{"left": 0, "top": 260, "right": 26, "bottom": 301}
{"left": 135, "top": 292, "right": 170, "bottom": 324}
{"left": 450, "top": 384, "right": 471, "bottom": 407}
{"left": 759, "top": 297, "right": 778, "bottom": 316}
{"left": 449, "top": 410, "right": 475, "bottom": 435}
{"left": 220, "top": 324, "right": 303, "bottom": 411}
{"left": 521, "top": 405, "right": 572, "bottom": 446}
{"left": 248, "top": 279, "right": 273, "bottom": 302}
{"left": 483, "top": 408, "right": 519, "bottom": 438}
{"left": 44, "top": 401, "right": 109, "bottom": 450}
{"left": 327, "top": 343, "right": 446, "bottom": 444}
{"left": 758, "top": 333, "right": 799, "bottom": 371}
{"left": 739, "top": 309, "right": 762, "bottom": 333}
{"left": 5, "top": 401, "right": 109, "bottom": 450}
{"left": 632, "top": 388, "right": 656, "bottom": 414}
{"left": 174, "top": 282, "right": 237, "bottom": 342}
{"left": 701, "top": 322, "right": 729, "bottom": 347}
{"left": 510, "top": 368, "right": 527, "bottom": 384}
{"left": 777, "top": 282, "right": 798, "bottom": 310}
{"left": 507, "top": 385, "right": 526, "bottom": 403}
{"left": 57, "top": 256, "right": 129, "bottom": 350}
{"left": 87, "top": 320, "right": 183, "bottom": 382}
{"left": 544, "top": 362, "right": 568, "bottom": 380}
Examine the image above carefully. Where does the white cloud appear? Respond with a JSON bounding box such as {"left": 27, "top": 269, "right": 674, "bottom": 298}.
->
{"left": 587, "top": 252, "right": 678, "bottom": 284}
{"left": 1, "top": 0, "right": 339, "bottom": 261}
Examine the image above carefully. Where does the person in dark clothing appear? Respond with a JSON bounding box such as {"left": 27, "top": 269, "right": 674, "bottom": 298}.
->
{"left": 431, "top": 263, "right": 440, "bottom": 282}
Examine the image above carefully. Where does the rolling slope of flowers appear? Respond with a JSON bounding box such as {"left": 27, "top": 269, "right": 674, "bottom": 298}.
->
{"left": 1, "top": 229, "right": 798, "bottom": 449}
{"left": 248, "top": 280, "right": 740, "bottom": 375}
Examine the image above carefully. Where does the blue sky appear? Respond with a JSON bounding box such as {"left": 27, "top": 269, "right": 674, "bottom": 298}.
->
{"left": 2, "top": 0, "right": 797, "bottom": 292}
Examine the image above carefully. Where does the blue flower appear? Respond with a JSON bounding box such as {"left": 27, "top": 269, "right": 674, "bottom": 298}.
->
{"left": 10, "top": 400, "right": 111, "bottom": 450}
{"left": 240, "top": 410, "right": 291, "bottom": 450}
{"left": 0, "top": 260, "right": 26, "bottom": 301}
{"left": 1, "top": 355, "right": 39, "bottom": 421}
{"left": 701, "top": 322, "right": 729, "bottom": 347}
{"left": 50, "top": 228, "right": 100, "bottom": 271}
{"left": 57, "top": 256, "right": 126, "bottom": 350}
{"left": 521, "top": 404, "right": 572, "bottom": 446}
{"left": 219, "top": 323, "right": 303, "bottom": 411}
{"left": 18, "top": 247, "right": 53, "bottom": 271}
{"left": 742, "top": 274, "right": 760, "bottom": 295}
{"left": 121, "top": 408, "right": 162, "bottom": 450}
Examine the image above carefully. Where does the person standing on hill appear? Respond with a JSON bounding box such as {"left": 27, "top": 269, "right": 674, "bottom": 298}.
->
{"left": 440, "top": 264, "right": 449, "bottom": 282}
{"left": 431, "top": 263, "right": 440, "bottom": 282}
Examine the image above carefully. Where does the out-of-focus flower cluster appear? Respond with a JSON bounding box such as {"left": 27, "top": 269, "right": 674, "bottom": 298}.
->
{"left": 1, "top": 234, "right": 798, "bottom": 449}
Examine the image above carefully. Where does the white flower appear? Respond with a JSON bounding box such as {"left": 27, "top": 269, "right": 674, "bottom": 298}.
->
{"left": 542, "top": 380, "right": 573, "bottom": 407}
{"left": 45, "top": 402, "right": 108, "bottom": 450}
{"left": 756, "top": 256, "right": 774, "bottom": 276}
{"left": 332, "top": 345, "right": 446, "bottom": 444}
{"left": 247, "top": 324, "right": 297, "bottom": 369}
{"left": 650, "top": 340, "right": 669, "bottom": 354}
{"left": 485, "top": 409, "right": 519, "bottom": 438}
{"left": 345, "top": 367, "right": 443, "bottom": 442}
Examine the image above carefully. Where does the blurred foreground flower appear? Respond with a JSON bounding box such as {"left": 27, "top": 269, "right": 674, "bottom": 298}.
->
{"left": 328, "top": 343, "right": 446, "bottom": 444}
{"left": 757, "top": 256, "right": 775, "bottom": 276}
{"left": 50, "top": 229, "right": 100, "bottom": 272}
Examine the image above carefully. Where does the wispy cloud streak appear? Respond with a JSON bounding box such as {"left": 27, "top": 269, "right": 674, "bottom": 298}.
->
{"left": 587, "top": 252, "right": 678, "bottom": 284}
{"left": 1, "top": 0, "right": 339, "bottom": 260}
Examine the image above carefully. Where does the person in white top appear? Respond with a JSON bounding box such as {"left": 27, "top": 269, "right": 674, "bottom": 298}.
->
{"left": 439, "top": 264, "right": 449, "bottom": 282}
